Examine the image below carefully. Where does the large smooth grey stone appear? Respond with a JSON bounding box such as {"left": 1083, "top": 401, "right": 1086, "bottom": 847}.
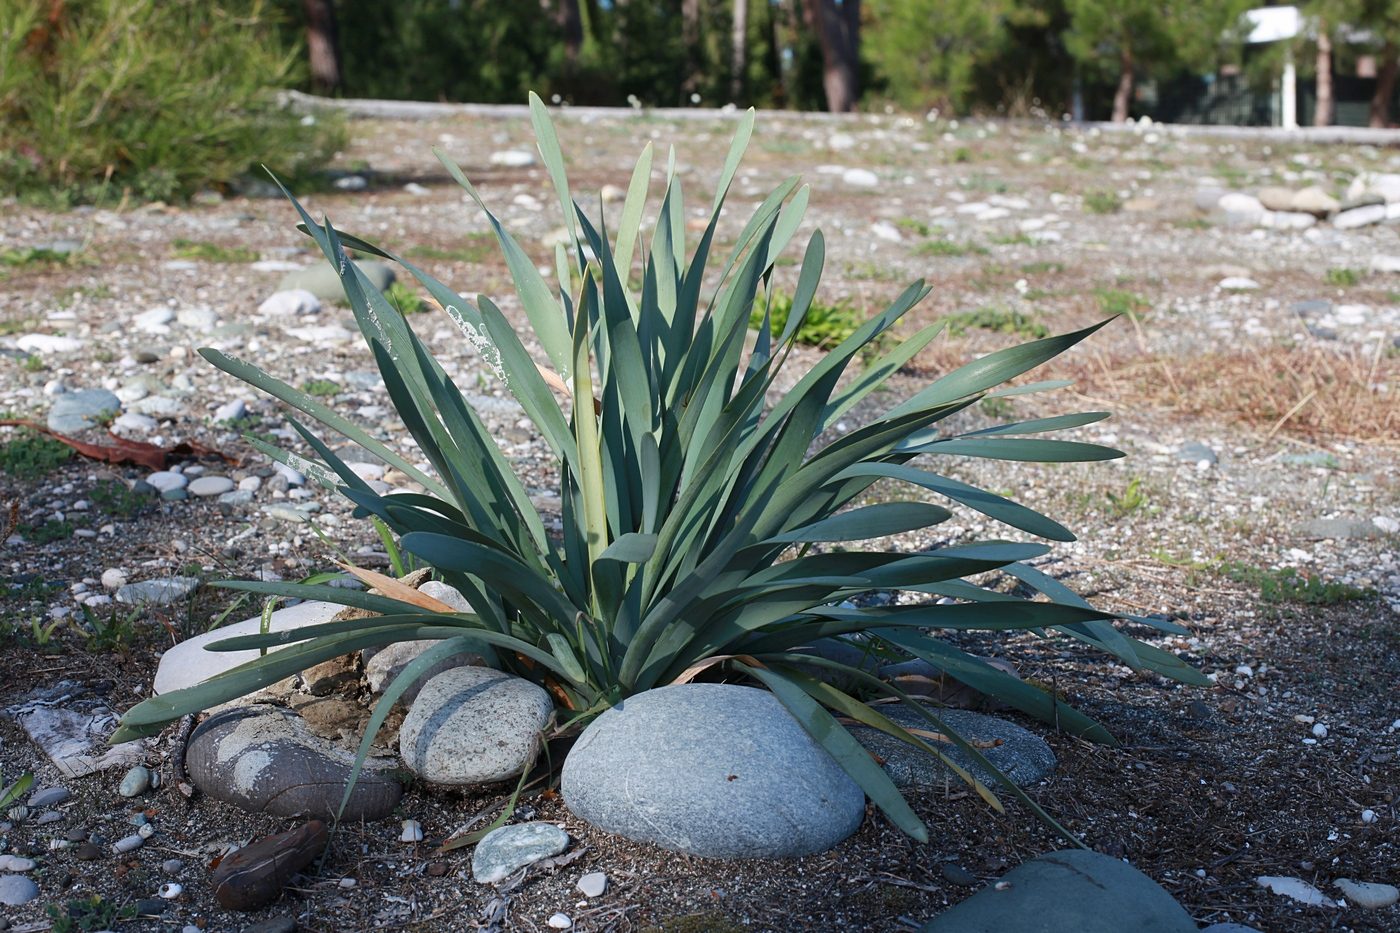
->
{"left": 186, "top": 706, "right": 401, "bottom": 822}
{"left": 561, "top": 683, "right": 865, "bottom": 859}
{"left": 277, "top": 260, "right": 395, "bottom": 303}
{"left": 471, "top": 822, "right": 569, "bottom": 884}
{"left": 0, "top": 874, "right": 39, "bottom": 906}
{"left": 154, "top": 601, "right": 341, "bottom": 694}
{"left": 399, "top": 667, "right": 553, "bottom": 785}
{"left": 48, "top": 388, "right": 121, "bottom": 434}
{"left": 921, "top": 849, "right": 1197, "bottom": 933}
{"left": 363, "top": 640, "right": 483, "bottom": 706}
{"left": 850, "top": 707, "right": 1055, "bottom": 789}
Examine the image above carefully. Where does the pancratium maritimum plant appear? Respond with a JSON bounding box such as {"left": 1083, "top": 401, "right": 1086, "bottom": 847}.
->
{"left": 115, "top": 95, "right": 1205, "bottom": 842}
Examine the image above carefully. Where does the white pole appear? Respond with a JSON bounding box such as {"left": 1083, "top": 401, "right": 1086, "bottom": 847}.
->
{"left": 1282, "top": 48, "right": 1299, "bottom": 129}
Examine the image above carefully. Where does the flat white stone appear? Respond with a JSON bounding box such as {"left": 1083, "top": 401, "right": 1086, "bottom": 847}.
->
{"left": 153, "top": 600, "right": 342, "bottom": 694}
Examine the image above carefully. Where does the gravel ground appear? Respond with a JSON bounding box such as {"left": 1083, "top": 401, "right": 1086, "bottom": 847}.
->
{"left": 0, "top": 109, "right": 1396, "bottom": 932}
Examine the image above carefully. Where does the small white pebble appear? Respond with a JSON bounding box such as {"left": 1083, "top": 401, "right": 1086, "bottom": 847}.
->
{"left": 1303, "top": 738, "right": 1318, "bottom": 746}
{"left": 547, "top": 913, "right": 573, "bottom": 930}
{"left": 399, "top": 819, "right": 423, "bottom": 843}
{"left": 1361, "top": 809, "right": 1377, "bottom": 824}
{"left": 339, "top": 877, "right": 357, "bottom": 889}
{"left": 1312, "top": 723, "right": 1329, "bottom": 738}
{"left": 138, "top": 822, "right": 156, "bottom": 839}
{"left": 1294, "top": 714, "right": 1315, "bottom": 724}
{"left": 1234, "top": 664, "right": 1253, "bottom": 677}
{"left": 158, "top": 882, "right": 183, "bottom": 899}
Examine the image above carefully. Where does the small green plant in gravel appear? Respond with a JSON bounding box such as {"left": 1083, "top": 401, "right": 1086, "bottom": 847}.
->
{"left": 22, "top": 355, "right": 45, "bottom": 373}
{"left": 943, "top": 307, "right": 1048, "bottom": 339}
{"left": 0, "top": 430, "right": 74, "bottom": 479}
{"left": 46, "top": 896, "right": 134, "bottom": 933}
{"left": 914, "top": 239, "right": 987, "bottom": 257}
{"left": 1325, "top": 267, "right": 1362, "bottom": 287}
{"left": 749, "top": 289, "right": 873, "bottom": 352}
{"left": 301, "top": 379, "right": 342, "bottom": 398}
{"left": 384, "top": 281, "right": 429, "bottom": 315}
{"left": 1219, "top": 562, "right": 1372, "bottom": 606}
{"left": 1103, "top": 476, "right": 1149, "bottom": 519}
{"left": 0, "top": 246, "right": 75, "bottom": 267}
{"left": 1084, "top": 190, "right": 1122, "bottom": 214}
{"left": 19, "top": 519, "right": 76, "bottom": 544}
{"left": 1094, "top": 287, "right": 1150, "bottom": 320}
{"left": 89, "top": 479, "right": 151, "bottom": 519}
{"left": 117, "top": 97, "right": 1205, "bottom": 844}
{"left": 405, "top": 235, "right": 497, "bottom": 264}
{"left": 170, "top": 239, "right": 258, "bottom": 264}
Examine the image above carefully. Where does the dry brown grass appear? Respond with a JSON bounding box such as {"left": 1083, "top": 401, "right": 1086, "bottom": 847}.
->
{"left": 1046, "top": 340, "right": 1398, "bottom": 444}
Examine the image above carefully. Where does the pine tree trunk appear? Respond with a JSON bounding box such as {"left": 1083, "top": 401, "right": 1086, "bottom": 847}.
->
{"left": 302, "top": 0, "right": 341, "bottom": 95}
{"left": 558, "top": 0, "right": 583, "bottom": 66}
{"left": 731, "top": 0, "right": 748, "bottom": 103}
{"left": 1371, "top": 43, "right": 1398, "bottom": 128}
{"left": 682, "top": 0, "right": 701, "bottom": 99}
{"left": 803, "top": 0, "right": 860, "bottom": 113}
{"left": 1314, "top": 24, "right": 1333, "bottom": 126}
{"left": 1111, "top": 46, "right": 1133, "bottom": 123}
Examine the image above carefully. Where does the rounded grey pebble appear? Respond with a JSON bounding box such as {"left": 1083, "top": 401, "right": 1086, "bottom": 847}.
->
{"left": 161, "top": 487, "right": 189, "bottom": 502}
{"left": 118, "top": 766, "right": 151, "bottom": 797}
{"left": 162, "top": 859, "right": 185, "bottom": 875}
{"left": 112, "top": 833, "right": 144, "bottom": 854}
{"left": 28, "top": 786, "right": 71, "bottom": 808}
{"left": 941, "top": 863, "right": 978, "bottom": 886}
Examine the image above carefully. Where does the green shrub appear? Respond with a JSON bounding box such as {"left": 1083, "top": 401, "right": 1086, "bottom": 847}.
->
{"left": 1325, "top": 267, "right": 1362, "bottom": 287}
{"left": 1084, "top": 190, "right": 1122, "bottom": 214}
{"left": 0, "top": 0, "right": 342, "bottom": 204}
{"left": 0, "top": 430, "right": 74, "bottom": 479}
{"left": 943, "top": 307, "right": 1048, "bottom": 339}
{"left": 1094, "top": 287, "right": 1150, "bottom": 320}
{"left": 116, "top": 99, "right": 1205, "bottom": 843}
{"left": 171, "top": 239, "right": 259, "bottom": 264}
{"left": 749, "top": 290, "right": 869, "bottom": 351}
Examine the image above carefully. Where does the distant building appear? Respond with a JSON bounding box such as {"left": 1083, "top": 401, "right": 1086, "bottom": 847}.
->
{"left": 1142, "top": 5, "right": 1392, "bottom": 127}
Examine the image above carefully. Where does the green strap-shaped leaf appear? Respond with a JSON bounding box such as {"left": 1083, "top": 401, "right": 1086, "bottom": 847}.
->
{"left": 833, "top": 463, "right": 1075, "bottom": 541}
{"left": 766, "top": 502, "right": 953, "bottom": 543}
{"left": 598, "top": 533, "right": 658, "bottom": 563}
{"left": 902, "top": 438, "right": 1125, "bottom": 462}
{"left": 735, "top": 661, "right": 929, "bottom": 843}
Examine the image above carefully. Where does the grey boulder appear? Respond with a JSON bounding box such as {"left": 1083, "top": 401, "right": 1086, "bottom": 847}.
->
{"left": 363, "top": 640, "right": 484, "bottom": 706}
{"left": 399, "top": 667, "right": 553, "bottom": 785}
{"left": 48, "top": 388, "right": 121, "bottom": 434}
{"left": 186, "top": 705, "right": 401, "bottom": 822}
{"left": 921, "top": 849, "right": 1197, "bottom": 933}
{"left": 471, "top": 822, "right": 569, "bottom": 884}
{"left": 0, "top": 874, "right": 39, "bottom": 906}
{"left": 561, "top": 683, "right": 866, "bottom": 859}
{"left": 850, "top": 707, "right": 1055, "bottom": 788}
{"left": 277, "top": 260, "right": 395, "bottom": 304}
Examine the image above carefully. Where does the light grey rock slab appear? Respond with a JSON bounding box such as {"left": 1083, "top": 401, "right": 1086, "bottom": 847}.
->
{"left": 561, "top": 683, "right": 865, "bottom": 859}
{"left": 153, "top": 600, "right": 341, "bottom": 695}
{"left": 278, "top": 261, "right": 395, "bottom": 303}
{"left": 399, "top": 667, "right": 552, "bottom": 785}
{"left": 48, "top": 388, "right": 121, "bottom": 434}
{"left": 921, "top": 849, "right": 1197, "bottom": 933}
{"left": 471, "top": 822, "right": 568, "bottom": 884}
{"left": 186, "top": 705, "right": 401, "bottom": 822}
{"left": 850, "top": 707, "right": 1055, "bottom": 788}
{"left": 116, "top": 576, "right": 199, "bottom": 606}
{"left": 1335, "top": 878, "right": 1398, "bottom": 909}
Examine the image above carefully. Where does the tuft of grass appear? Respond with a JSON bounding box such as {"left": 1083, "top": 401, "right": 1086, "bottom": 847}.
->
{"left": 895, "top": 218, "right": 931, "bottom": 237}
{"left": 170, "top": 239, "right": 258, "bottom": 264}
{"left": 0, "top": 430, "right": 74, "bottom": 479}
{"left": 751, "top": 290, "right": 884, "bottom": 355}
{"left": 404, "top": 234, "right": 496, "bottom": 264}
{"left": 1, "top": 246, "right": 75, "bottom": 267}
{"left": 21, "top": 355, "right": 45, "bottom": 372}
{"left": 942, "top": 307, "right": 1048, "bottom": 339}
{"left": 1103, "top": 476, "right": 1149, "bottom": 518}
{"left": 89, "top": 479, "right": 151, "bottom": 519}
{"left": 914, "top": 239, "right": 987, "bottom": 258}
{"left": 1084, "top": 190, "right": 1122, "bottom": 214}
{"left": 1325, "top": 267, "right": 1362, "bottom": 287}
{"left": 301, "top": 379, "right": 341, "bottom": 398}
{"left": 384, "top": 281, "right": 428, "bottom": 315}
{"left": 1218, "top": 561, "right": 1372, "bottom": 606}
{"left": 18, "top": 519, "right": 75, "bottom": 544}
{"left": 1094, "top": 287, "right": 1150, "bottom": 320}
{"left": 988, "top": 232, "right": 1034, "bottom": 247}
{"left": 1020, "top": 261, "right": 1064, "bottom": 274}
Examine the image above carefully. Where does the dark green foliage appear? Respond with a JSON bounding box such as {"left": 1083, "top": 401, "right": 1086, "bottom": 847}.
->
{"left": 943, "top": 307, "right": 1049, "bottom": 339}
{"left": 1220, "top": 562, "right": 1372, "bottom": 606}
{"left": 0, "top": 0, "right": 341, "bottom": 204}
{"left": 0, "top": 430, "right": 75, "bottom": 479}
{"left": 750, "top": 290, "right": 870, "bottom": 350}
